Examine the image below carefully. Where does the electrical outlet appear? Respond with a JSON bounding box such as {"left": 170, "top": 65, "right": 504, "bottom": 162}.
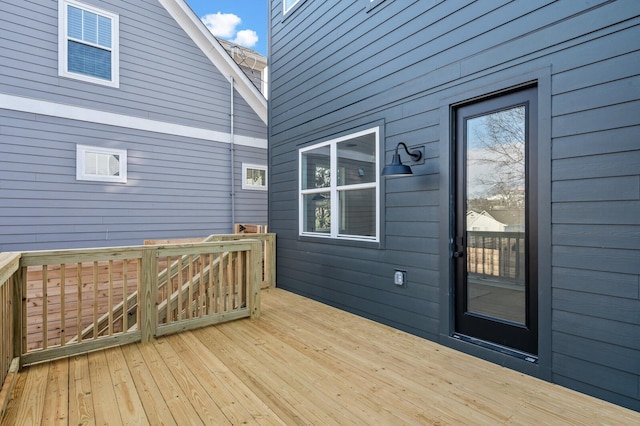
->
{"left": 394, "top": 269, "right": 407, "bottom": 287}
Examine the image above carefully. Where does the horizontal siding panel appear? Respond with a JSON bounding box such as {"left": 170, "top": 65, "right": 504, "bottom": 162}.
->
{"left": 552, "top": 177, "right": 639, "bottom": 202}
{"left": 0, "top": 106, "right": 265, "bottom": 251}
{"left": 552, "top": 125, "right": 640, "bottom": 159}
{"left": 553, "top": 332, "right": 640, "bottom": 375}
{"left": 552, "top": 150, "right": 640, "bottom": 180}
{"left": 552, "top": 100, "right": 640, "bottom": 138}
{"left": 553, "top": 375, "right": 640, "bottom": 413}
{"left": 552, "top": 76, "right": 640, "bottom": 116}
{"left": 553, "top": 245, "right": 640, "bottom": 275}
{"left": 553, "top": 310, "right": 640, "bottom": 351}
{"left": 553, "top": 201, "right": 640, "bottom": 225}
{"left": 552, "top": 51, "right": 640, "bottom": 95}
{"left": 552, "top": 353, "right": 638, "bottom": 399}
{"left": 553, "top": 267, "right": 639, "bottom": 299}
{"left": 553, "top": 288, "right": 639, "bottom": 324}
{"left": 553, "top": 224, "right": 640, "bottom": 250}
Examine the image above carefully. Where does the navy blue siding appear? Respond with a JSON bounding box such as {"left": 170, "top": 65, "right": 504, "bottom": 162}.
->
{"left": 268, "top": 0, "right": 640, "bottom": 410}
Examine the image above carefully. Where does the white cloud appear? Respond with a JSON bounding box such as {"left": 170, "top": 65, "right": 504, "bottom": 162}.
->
{"left": 201, "top": 13, "right": 259, "bottom": 49}
{"left": 201, "top": 12, "right": 241, "bottom": 38}
{"left": 233, "top": 29, "right": 258, "bottom": 48}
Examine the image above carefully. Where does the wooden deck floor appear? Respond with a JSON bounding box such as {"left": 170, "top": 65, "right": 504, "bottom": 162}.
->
{"left": 2, "top": 288, "right": 638, "bottom": 425}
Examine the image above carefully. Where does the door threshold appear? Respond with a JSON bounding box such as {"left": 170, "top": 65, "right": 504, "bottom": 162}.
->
{"left": 452, "top": 333, "right": 538, "bottom": 363}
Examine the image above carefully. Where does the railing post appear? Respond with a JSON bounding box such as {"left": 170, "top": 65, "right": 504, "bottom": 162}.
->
{"left": 248, "top": 241, "right": 261, "bottom": 319}
{"left": 12, "top": 266, "right": 25, "bottom": 364}
{"left": 140, "top": 248, "right": 158, "bottom": 343}
{"left": 265, "top": 234, "right": 276, "bottom": 288}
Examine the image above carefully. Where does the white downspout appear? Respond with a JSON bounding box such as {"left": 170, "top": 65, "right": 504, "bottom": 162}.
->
{"left": 230, "top": 76, "right": 236, "bottom": 230}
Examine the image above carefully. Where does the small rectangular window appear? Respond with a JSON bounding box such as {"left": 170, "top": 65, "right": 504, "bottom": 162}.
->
{"left": 283, "top": 0, "right": 302, "bottom": 15}
{"left": 59, "top": 0, "right": 119, "bottom": 87}
{"left": 76, "top": 145, "right": 127, "bottom": 183}
{"left": 299, "top": 128, "right": 380, "bottom": 241}
{"left": 242, "top": 164, "right": 268, "bottom": 191}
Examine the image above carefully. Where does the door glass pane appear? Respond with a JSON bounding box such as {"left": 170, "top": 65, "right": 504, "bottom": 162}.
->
{"left": 465, "top": 106, "right": 526, "bottom": 324}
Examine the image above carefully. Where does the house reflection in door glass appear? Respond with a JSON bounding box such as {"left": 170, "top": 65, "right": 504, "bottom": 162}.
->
{"left": 465, "top": 105, "right": 526, "bottom": 325}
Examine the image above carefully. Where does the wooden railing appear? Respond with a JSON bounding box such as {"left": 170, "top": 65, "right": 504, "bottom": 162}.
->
{"left": 144, "top": 233, "right": 276, "bottom": 289}
{"left": 467, "top": 231, "right": 525, "bottom": 283}
{"left": 6, "top": 239, "right": 262, "bottom": 366}
{"left": 0, "top": 253, "right": 20, "bottom": 419}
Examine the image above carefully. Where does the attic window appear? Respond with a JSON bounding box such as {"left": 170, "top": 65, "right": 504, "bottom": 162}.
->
{"left": 59, "top": 0, "right": 119, "bottom": 87}
{"left": 76, "top": 145, "right": 127, "bottom": 183}
{"left": 283, "top": 0, "right": 302, "bottom": 15}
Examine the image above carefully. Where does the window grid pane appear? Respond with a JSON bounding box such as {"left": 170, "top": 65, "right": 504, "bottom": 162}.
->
{"left": 68, "top": 6, "right": 82, "bottom": 39}
{"left": 68, "top": 41, "right": 112, "bottom": 80}
{"left": 299, "top": 128, "right": 378, "bottom": 240}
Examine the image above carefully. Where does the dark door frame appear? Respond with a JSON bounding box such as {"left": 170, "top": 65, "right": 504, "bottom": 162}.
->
{"left": 453, "top": 86, "right": 539, "bottom": 356}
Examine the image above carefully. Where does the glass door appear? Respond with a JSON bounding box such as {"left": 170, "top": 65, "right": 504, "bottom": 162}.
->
{"left": 454, "top": 87, "right": 538, "bottom": 356}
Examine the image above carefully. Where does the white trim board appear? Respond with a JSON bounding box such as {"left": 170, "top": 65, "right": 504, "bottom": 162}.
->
{"left": 0, "top": 93, "right": 267, "bottom": 149}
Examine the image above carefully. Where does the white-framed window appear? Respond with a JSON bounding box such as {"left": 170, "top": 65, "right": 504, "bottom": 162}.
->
{"left": 299, "top": 127, "right": 380, "bottom": 242}
{"left": 59, "top": 0, "right": 119, "bottom": 87}
{"left": 283, "top": 0, "right": 302, "bottom": 15}
{"left": 242, "top": 163, "right": 268, "bottom": 191}
{"left": 76, "top": 145, "right": 127, "bottom": 183}
{"left": 366, "top": 0, "right": 388, "bottom": 12}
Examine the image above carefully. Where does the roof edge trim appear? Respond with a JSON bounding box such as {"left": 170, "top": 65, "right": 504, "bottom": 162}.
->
{"left": 159, "top": 0, "right": 268, "bottom": 125}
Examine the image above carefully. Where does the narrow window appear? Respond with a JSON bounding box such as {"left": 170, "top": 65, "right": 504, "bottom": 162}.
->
{"left": 76, "top": 145, "right": 127, "bottom": 183}
{"left": 242, "top": 164, "right": 268, "bottom": 191}
{"left": 59, "top": 0, "right": 119, "bottom": 87}
{"left": 299, "top": 128, "right": 379, "bottom": 241}
{"left": 283, "top": 0, "right": 302, "bottom": 15}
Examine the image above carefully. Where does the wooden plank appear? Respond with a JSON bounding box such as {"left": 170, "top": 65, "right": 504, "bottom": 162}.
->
{"left": 135, "top": 341, "right": 206, "bottom": 425}
{"left": 4, "top": 362, "right": 48, "bottom": 425}
{"left": 104, "top": 347, "right": 149, "bottom": 425}
{"left": 0, "top": 358, "right": 19, "bottom": 420}
{"left": 4, "top": 289, "right": 639, "bottom": 424}
{"left": 20, "top": 248, "right": 146, "bottom": 267}
{"left": 139, "top": 248, "right": 157, "bottom": 343}
{"left": 176, "top": 332, "right": 283, "bottom": 425}
{"left": 249, "top": 241, "right": 261, "bottom": 319}
{"left": 154, "top": 309, "right": 249, "bottom": 338}
{"left": 120, "top": 344, "right": 177, "bottom": 426}
{"left": 196, "top": 324, "right": 338, "bottom": 425}
{"left": 0, "top": 360, "right": 26, "bottom": 426}
{"left": 40, "top": 358, "right": 68, "bottom": 425}
{"left": 88, "top": 350, "right": 122, "bottom": 425}
{"left": 21, "top": 331, "right": 142, "bottom": 366}
{"left": 0, "top": 253, "right": 20, "bottom": 286}
{"left": 59, "top": 265, "right": 65, "bottom": 346}
{"left": 152, "top": 337, "right": 232, "bottom": 424}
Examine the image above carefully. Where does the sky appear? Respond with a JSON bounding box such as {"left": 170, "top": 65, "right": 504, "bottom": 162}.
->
{"left": 184, "top": 0, "right": 268, "bottom": 57}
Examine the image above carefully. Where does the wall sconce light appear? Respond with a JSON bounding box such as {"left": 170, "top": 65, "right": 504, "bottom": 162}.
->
{"left": 382, "top": 142, "right": 423, "bottom": 176}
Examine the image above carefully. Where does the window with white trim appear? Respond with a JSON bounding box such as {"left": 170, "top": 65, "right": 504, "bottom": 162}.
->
{"left": 242, "top": 164, "right": 268, "bottom": 191}
{"left": 299, "top": 128, "right": 380, "bottom": 241}
{"left": 76, "top": 145, "right": 127, "bottom": 183}
{"left": 283, "top": 0, "right": 302, "bottom": 15}
{"left": 59, "top": 0, "right": 119, "bottom": 87}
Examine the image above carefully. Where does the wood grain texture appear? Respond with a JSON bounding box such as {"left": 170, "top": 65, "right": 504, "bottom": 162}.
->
{"left": 2, "top": 289, "right": 639, "bottom": 424}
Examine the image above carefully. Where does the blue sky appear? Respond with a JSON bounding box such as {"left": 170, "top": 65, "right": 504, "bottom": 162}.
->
{"left": 184, "top": 0, "right": 268, "bottom": 56}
